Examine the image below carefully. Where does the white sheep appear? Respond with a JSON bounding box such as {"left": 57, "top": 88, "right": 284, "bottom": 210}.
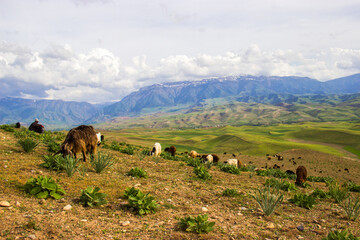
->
{"left": 189, "top": 150, "right": 199, "bottom": 158}
{"left": 205, "top": 154, "right": 213, "bottom": 163}
{"left": 224, "top": 159, "right": 238, "bottom": 168}
{"left": 150, "top": 142, "right": 161, "bottom": 157}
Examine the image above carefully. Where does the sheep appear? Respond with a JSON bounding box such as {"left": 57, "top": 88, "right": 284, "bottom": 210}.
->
{"left": 189, "top": 150, "right": 199, "bottom": 158}
{"left": 295, "top": 166, "right": 307, "bottom": 185}
{"left": 201, "top": 154, "right": 213, "bottom": 163}
{"left": 15, "top": 122, "right": 21, "bottom": 128}
{"left": 57, "top": 125, "right": 101, "bottom": 162}
{"left": 272, "top": 164, "right": 280, "bottom": 169}
{"left": 164, "top": 145, "right": 176, "bottom": 156}
{"left": 150, "top": 143, "right": 161, "bottom": 157}
{"left": 211, "top": 154, "right": 220, "bottom": 163}
{"left": 224, "top": 159, "right": 238, "bottom": 168}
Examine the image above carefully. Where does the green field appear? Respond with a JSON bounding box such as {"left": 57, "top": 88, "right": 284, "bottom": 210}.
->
{"left": 102, "top": 121, "right": 360, "bottom": 158}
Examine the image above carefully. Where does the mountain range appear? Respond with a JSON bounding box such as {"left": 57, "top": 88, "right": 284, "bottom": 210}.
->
{"left": 0, "top": 74, "right": 360, "bottom": 129}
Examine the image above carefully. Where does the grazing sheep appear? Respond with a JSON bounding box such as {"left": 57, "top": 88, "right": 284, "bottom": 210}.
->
{"left": 164, "top": 145, "right": 176, "bottom": 156}
{"left": 211, "top": 154, "right": 220, "bottom": 163}
{"left": 150, "top": 143, "right": 161, "bottom": 157}
{"left": 224, "top": 159, "right": 238, "bottom": 168}
{"left": 201, "top": 154, "right": 213, "bottom": 163}
{"left": 295, "top": 166, "right": 307, "bottom": 185}
{"left": 267, "top": 156, "right": 272, "bottom": 160}
{"left": 344, "top": 168, "right": 349, "bottom": 173}
{"left": 15, "top": 122, "right": 21, "bottom": 128}
{"left": 189, "top": 150, "right": 199, "bottom": 158}
{"left": 58, "top": 125, "right": 101, "bottom": 162}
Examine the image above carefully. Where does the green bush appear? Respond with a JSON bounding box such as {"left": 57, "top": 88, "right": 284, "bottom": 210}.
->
{"left": 90, "top": 152, "right": 114, "bottom": 173}
{"left": 18, "top": 138, "right": 39, "bottom": 152}
{"left": 308, "top": 176, "right": 335, "bottom": 183}
{"left": 23, "top": 176, "right": 65, "bottom": 199}
{"left": 0, "top": 124, "right": 15, "bottom": 132}
{"left": 322, "top": 229, "right": 360, "bottom": 240}
{"left": 79, "top": 186, "right": 107, "bottom": 207}
{"left": 127, "top": 189, "right": 158, "bottom": 216}
{"left": 186, "top": 157, "right": 202, "bottom": 167}
{"left": 219, "top": 164, "right": 241, "bottom": 175}
{"left": 178, "top": 214, "right": 215, "bottom": 234}
{"left": 343, "top": 182, "right": 360, "bottom": 193}
{"left": 289, "top": 193, "right": 316, "bottom": 209}
{"left": 341, "top": 196, "right": 360, "bottom": 221}
{"left": 194, "top": 165, "right": 212, "bottom": 180}
{"left": 311, "top": 188, "right": 330, "bottom": 199}
{"left": 222, "top": 188, "right": 239, "bottom": 197}
{"left": 251, "top": 186, "right": 283, "bottom": 216}
{"left": 123, "top": 187, "right": 141, "bottom": 199}
{"left": 127, "top": 167, "right": 148, "bottom": 178}
{"left": 328, "top": 182, "right": 350, "bottom": 203}
{"left": 46, "top": 140, "right": 60, "bottom": 153}
{"left": 264, "top": 178, "right": 297, "bottom": 192}
{"left": 256, "top": 169, "right": 296, "bottom": 180}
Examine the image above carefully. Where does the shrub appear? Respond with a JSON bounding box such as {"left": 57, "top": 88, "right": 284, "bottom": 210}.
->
{"left": 127, "top": 167, "right": 148, "bottom": 178}
{"left": 264, "top": 178, "right": 297, "bottom": 192}
{"left": 341, "top": 196, "right": 360, "bottom": 221}
{"left": 219, "top": 164, "right": 241, "bottom": 175}
{"left": 90, "top": 152, "right": 114, "bottom": 173}
{"left": 328, "top": 182, "right": 350, "bottom": 203}
{"left": 0, "top": 124, "right": 15, "bottom": 132}
{"left": 256, "top": 168, "right": 296, "bottom": 180}
{"left": 62, "top": 155, "right": 79, "bottom": 177}
{"left": 121, "top": 145, "right": 134, "bottom": 155}
{"left": 18, "top": 138, "right": 39, "bottom": 152}
{"left": 46, "top": 140, "right": 60, "bottom": 153}
{"left": 308, "top": 176, "right": 335, "bottom": 183}
{"left": 343, "top": 182, "right": 360, "bottom": 193}
{"left": 289, "top": 193, "right": 316, "bottom": 209}
{"left": 239, "top": 165, "right": 256, "bottom": 172}
{"left": 178, "top": 214, "right": 215, "bottom": 234}
{"left": 127, "top": 190, "right": 158, "bottom": 215}
{"left": 23, "top": 176, "right": 65, "bottom": 199}
{"left": 222, "top": 188, "right": 239, "bottom": 197}
{"left": 250, "top": 186, "right": 283, "bottom": 216}
{"left": 193, "top": 165, "right": 212, "bottom": 180}
{"left": 123, "top": 187, "right": 141, "bottom": 199}
{"left": 186, "top": 157, "right": 202, "bottom": 167}
{"left": 322, "top": 229, "right": 360, "bottom": 240}
{"left": 311, "top": 188, "right": 330, "bottom": 199}
{"left": 79, "top": 186, "right": 107, "bottom": 207}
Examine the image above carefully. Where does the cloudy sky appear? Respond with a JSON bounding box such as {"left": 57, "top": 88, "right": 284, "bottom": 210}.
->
{"left": 1, "top": 0, "right": 360, "bottom": 103}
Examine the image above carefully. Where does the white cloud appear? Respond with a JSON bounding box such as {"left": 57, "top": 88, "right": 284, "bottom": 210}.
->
{"left": 0, "top": 41, "right": 359, "bottom": 103}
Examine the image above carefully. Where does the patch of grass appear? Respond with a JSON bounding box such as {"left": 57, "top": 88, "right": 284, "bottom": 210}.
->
{"left": 307, "top": 176, "right": 335, "bottom": 183}
{"left": 322, "top": 229, "right": 360, "bottom": 240}
{"left": 250, "top": 186, "right": 283, "bottom": 216}
{"left": 40, "top": 154, "right": 64, "bottom": 171}
{"left": 256, "top": 168, "right": 296, "bottom": 180}
{"left": 0, "top": 124, "right": 15, "bottom": 132}
{"left": 341, "top": 196, "right": 360, "bottom": 221}
{"left": 222, "top": 188, "right": 239, "bottom": 197}
{"left": 62, "top": 155, "right": 80, "bottom": 177}
{"left": 311, "top": 188, "right": 330, "bottom": 199}
{"left": 126, "top": 189, "right": 158, "bottom": 216}
{"left": 328, "top": 182, "right": 350, "bottom": 203}
{"left": 90, "top": 152, "right": 115, "bottom": 173}
{"left": 343, "top": 182, "right": 360, "bottom": 193}
{"left": 219, "top": 164, "right": 241, "bottom": 175}
{"left": 18, "top": 138, "right": 39, "bottom": 152}
{"left": 264, "top": 178, "right": 297, "bottom": 192}
{"left": 289, "top": 193, "right": 316, "bottom": 209}
{"left": 178, "top": 214, "right": 215, "bottom": 234}
{"left": 193, "top": 165, "right": 212, "bottom": 180}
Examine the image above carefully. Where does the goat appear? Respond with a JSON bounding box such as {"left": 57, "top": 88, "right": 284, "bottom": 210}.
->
{"left": 295, "top": 166, "right": 307, "bottom": 185}
{"left": 150, "top": 143, "right": 161, "bottom": 157}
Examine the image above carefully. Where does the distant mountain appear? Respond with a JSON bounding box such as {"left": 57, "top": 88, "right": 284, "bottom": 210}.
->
{"left": 104, "top": 74, "right": 360, "bottom": 116}
{"left": 0, "top": 97, "right": 101, "bottom": 128}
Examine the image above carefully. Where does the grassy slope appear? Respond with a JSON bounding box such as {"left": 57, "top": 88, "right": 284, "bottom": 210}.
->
{"left": 1, "top": 125, "right": 360, "bottom": 239}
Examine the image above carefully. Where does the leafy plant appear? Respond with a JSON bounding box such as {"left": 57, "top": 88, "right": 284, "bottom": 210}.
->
{"left": 90, "top": 152, "right": 114, "bottom": 173}
{"left": 322, "top": 229, "right": 360, "bottom": 240}
{"left": 23, "top": 176, "right": 65, "bottom": 199}
{"left": 250, "top": 186, "right": 283, "bottom": 216}
{"left": 18, "top": 138, "right": 39, "bottom": 152}
{"left": 40, "top": 154, "right": 64, "bottom": 171}
{"left": 341, "top": 196, "right": 360, "bottom": 221}
{"left": 46, "top": 140, "right": 60, "bottom": 153}
{"left": 307, "top": 175, "right": 335, "bottom": 183}
{"left": 127, "top": 189, "right": 158, "bottom": 215}
{"left": 256, "top": 168, "right": 296, "bottom": 180}
{"left": 264, "top": 178, "right": 297, "bottom": 192}
{"left": 127, "top": 167, "right": 148, "bottom": 178}
{"left": 178, "top": 214, "right": 215, "bottom": 234}
{"left": 222, "top": 188, "right": 239, "bottom": 197}
{"left": 193, "top": 165, "right": 212, "bottom": 180}
{"left": 311, "top": 188, "right": 330, "bottom": 199}
{"left": 343, "top": 182, "right": 360, "bottom": 193}
{"left": 328, "top": 182, "right": 350, "bottom": 203}
{"left": 219, "top": 164, "right": 241, "bottom": 175}
{"left": 186, "top": 157, "right": 202, "bottom": 167}
{"left": 79, "top": 186, "right": 107, "bottom": 207}
{"left": 123, "top": 187, "right": 141, "bottom": 199}
{"left": 289, "top": 193, "right": 316, "bottom": 209}
{"left": 0, "top": 124, "right": 15, "bottom": 132}
{"left": 62, "top": 155, "right": 80, "bottom": 177}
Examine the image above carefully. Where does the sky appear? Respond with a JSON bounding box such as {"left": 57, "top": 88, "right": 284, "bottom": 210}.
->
{"left": 0, "top": 0, "right": 360, "bottom": 103}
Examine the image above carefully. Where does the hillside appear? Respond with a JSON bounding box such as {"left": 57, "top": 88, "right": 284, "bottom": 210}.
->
{"left": 1, "top": 123, "right": 360, "bottom": 239}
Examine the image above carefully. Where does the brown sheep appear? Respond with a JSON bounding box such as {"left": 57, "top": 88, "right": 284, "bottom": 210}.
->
{"left": 164, "top": 145, "right": 176, "bottom": 156}
{"left": 57, "top": 125, "right": 102, "bottom": 162}
{"left": 295, "top": 166, "right": 307, "bottom": 185}
{"left": 211, "top": 154, "right": 220, "bottom": 163}
{"left": 189, "top": 150, "right": 200, "bottom": 158}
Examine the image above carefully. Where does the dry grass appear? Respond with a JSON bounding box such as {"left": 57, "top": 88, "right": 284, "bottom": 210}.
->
{"left": 1, "top": 129, "right": 360, "bottom": 239}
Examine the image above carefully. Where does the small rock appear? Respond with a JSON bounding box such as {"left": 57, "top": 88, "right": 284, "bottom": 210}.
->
{"left": 28, "top": 234, "right": 36, "bottom": 239}
{"left": 81, "top": 219, "right": 87, "bottom": 222}
{"left": 297, "top": 235, "right": 304, "bottom": 239}
{"left": 134, "top": 183, "right": 141, "bottom": 187}
{"left": 0, "top": 201, "right": 10, "bottom": 207}
{"left": 240, "top": 207, "right": 247, "bottom": 211}
{"left": 297, "top": 225, "right": 304, "bottom": 231}
{"left": 4, "top": 165, "right": 7, "bottom": 168}
{"left": 121, "top": 221, "right": 130, "bottom": 226}
{"left": 59, "top": 199, "right": 65, "bottom": 203}
{"left": 237, "top": 212, "right": 243, "bottom": 216}
{"left": 63, "top": 204, "right": 72, "bottom": 211}
{"left": 39, "top": 199, "right": 46, "bottom": 205}
{"left": 15, "top": 201, "right": 21, "bottom": 207}
{"left": 267, "top": 223, "right": 275, "bottom": 229}
{"left": 316, "top": 224, "right": 322, "bottom": 229}
{"left": 167, "top": 199, "right": 172, "bottom": 202}
{"left": 201, "top": 207, "right": 208, "bottom": 212}
{"left": 320, "top": 219, "right": 326, "bottom": 223}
